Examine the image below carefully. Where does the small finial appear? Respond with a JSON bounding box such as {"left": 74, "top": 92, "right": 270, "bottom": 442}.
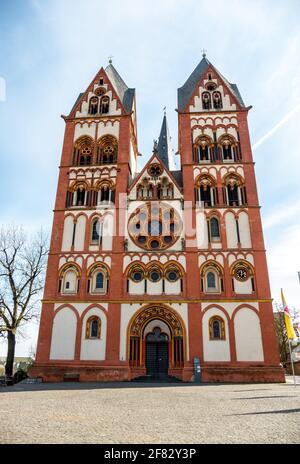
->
{"left": 163, "top": 106, "right": 166, "bottom": 116}
{"left": 108, "top": 55, "right": 113, "bottom": 64}
{"left": 153, "top": 139, "right": 158, "bottom": 153}
{"left": 201, "top": 48, "right": 207, "bottom": 58}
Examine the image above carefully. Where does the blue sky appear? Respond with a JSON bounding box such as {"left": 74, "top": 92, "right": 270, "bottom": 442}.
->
{"left": 1, "top": 0, "right": 300, "bottom": 356}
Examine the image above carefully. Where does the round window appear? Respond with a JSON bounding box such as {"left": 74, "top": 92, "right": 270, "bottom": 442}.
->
{"left": 128, "top": 203, "right": 182, "bottom": 251}
{"left": 150, "top": 239, "right": 160, "bottom": 249}
{"left": 149, "top": 270, "right": 161, "bottom": 282}
{"left": 167, "top": 270, "right": 179, "bottom": 282}
{"left": 132, "top": 271, "right": 143, "bottom": 282}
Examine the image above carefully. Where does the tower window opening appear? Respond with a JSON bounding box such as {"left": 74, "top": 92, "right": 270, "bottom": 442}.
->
{"left": 76, "top": 188, "right": 86, "bottom": 207}
{"left": 202, "top": 92, "right": 211, "bottom": 110}
{"left": 88, "top": 96, "right": 99, "bottom": 115}
{"left": 213, "top": 91, "right": 222, "bottom": 109}
{"left": 100, "top": 96, "right": 110, "bottom": 114}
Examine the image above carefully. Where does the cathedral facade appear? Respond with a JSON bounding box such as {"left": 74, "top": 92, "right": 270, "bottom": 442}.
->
{"left": 31, "top": 56, "right": 284, "bottom": 383}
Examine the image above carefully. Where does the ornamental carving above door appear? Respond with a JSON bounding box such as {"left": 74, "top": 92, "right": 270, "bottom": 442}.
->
{"left": 130, "top": 305, "right": 183, "bottom": 338}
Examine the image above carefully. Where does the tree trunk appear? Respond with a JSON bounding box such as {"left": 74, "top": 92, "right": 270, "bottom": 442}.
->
{"left": 5, "top": 331, "right": 16, "bottom": 378}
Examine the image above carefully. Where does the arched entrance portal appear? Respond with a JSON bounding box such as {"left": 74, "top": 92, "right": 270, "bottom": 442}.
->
{"left": 146, "top": 326, "right": 169, "bottom": 378}
{"left": 128, "top": 305, "right": 185, "bottom": 379}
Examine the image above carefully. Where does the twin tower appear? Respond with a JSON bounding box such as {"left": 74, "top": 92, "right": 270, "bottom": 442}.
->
{"left": 31, "top": 55, "right": 284, "bottom": 383}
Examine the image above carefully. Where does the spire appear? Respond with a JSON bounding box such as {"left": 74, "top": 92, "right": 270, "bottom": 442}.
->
{"left": 156, "top": 111, "right": 176, "bottom": 171}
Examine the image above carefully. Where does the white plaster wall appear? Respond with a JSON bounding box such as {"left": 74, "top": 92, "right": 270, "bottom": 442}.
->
{"left": 102, "top": 214, "right": 114, "bottom": 250}
{"left": 148, "top": 281, "right": 163, "bottom": 295}
{"left": 74, "top": 122, "right": 96, "bottom": 141}
{"left": 74, "top": 215, "right": 86, "bottom": 251}
{"left": 128, "top": 280, "right": 145, "bottom": 295}
{"left": 201, "top": 302, "right": 259, "bottom": 319}
{"left": 196, "top": 211, "right": 208, "bottom": 249}
{"left": 129, "top": 140, "right": 137, "bottom": 176}
{"left": 234, "top": 308, "right": 264, "bottom": 361}
{"left": 98, "top": 121, "right": 120, "bottom": 139}
{"left": 239, "top": 212, "right": 252, "bottom": 248}
{"left": 61, "top": 216, "right": 74, "bottom": 252}
{"left": 225, "top": 212, "right": 238, "bottom": 248}
{"left": 50, "top": 308, "right": 77, "bottom": 360}
{"left": 165, "top": 280, "right": 181, "bottom": 295}
{"left": 54, "top": 302, "right": 108, "bottom": 316}
{"left": 80, "top": 307, "right": 107, "bottom": 361}
{"left": 202, "top": 308, "right": 231, "bottom": 362}
{"left": 234, "top": 278, "right": 253, "bottom": 294}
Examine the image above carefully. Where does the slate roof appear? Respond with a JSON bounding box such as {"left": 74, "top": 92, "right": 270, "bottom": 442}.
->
{"left": 70, "top": 92, "right": 84, "bottom": 115}
{"left": 105, "top": 63, "right": 135, "bottom": 113}
{"left": 177, "top": 56, "right": 245, "bottom": 111}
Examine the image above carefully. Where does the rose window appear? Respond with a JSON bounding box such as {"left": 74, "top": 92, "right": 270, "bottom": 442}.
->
{"left": 128, "top": 203, "right": 182, "bottom": 250}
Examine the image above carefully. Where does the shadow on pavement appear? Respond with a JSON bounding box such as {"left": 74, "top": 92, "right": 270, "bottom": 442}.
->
{"left": 230, "top": 408, "right": 300, "bottom": 416}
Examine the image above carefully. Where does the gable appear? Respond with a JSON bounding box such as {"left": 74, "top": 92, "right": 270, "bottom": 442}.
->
{"left": 128, "top": 154, "right": 182, "bottom": 200}
{"left": 178, "top": 58, "right": 245, "bottom": 113}
{"left": 69, "top": 66, "right": 135, "bottom": 118}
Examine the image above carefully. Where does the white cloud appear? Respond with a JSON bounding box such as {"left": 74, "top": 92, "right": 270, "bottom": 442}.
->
{"left": 263, "top": 198, "right": 300, "bottom": 229}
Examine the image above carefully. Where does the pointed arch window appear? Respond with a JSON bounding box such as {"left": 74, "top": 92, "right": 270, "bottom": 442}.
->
{"left": 91, "top": 218, "right": 102, "bottom": 245}
{"left": 96, "top": 272, "right": 104, "bottom": 290}
{"left": 100, "top": 96, "right": 110, "bottom": 114}
{"left": 75, "top": 187, "right": 86, "bottom": 207}
{"left": 157, "top": 178, "right": 173, "bottom": 199}
{"left": 219, "top": 136, "right": 239, "bottom": 162}
{"left": 59, "top": 266, "right": 80, "bottom": 294}
{"left": 88, "top": 96, "right": 99, "bottom": 115}
{"left": 202, "top": 92, "right": 211, "bottom": 110}
{"left": 207, "top": 271, "right": 216, "bottom": 290}
{"left": 86, "top": 316, "right": 101, "bottom": 339}
{"left": 201, "top": 263, "right": 224, "bottom": 294}
{"left": 73, "top": 137, "right": 94, "bottom": 166}
{"left": 95, "top": 182, "right": 115, "bottom": 206}
{"left": 137, "top": 181, "right": 154, "bottom": 200}
{"left": 88, "top": 266, "right": 109, "bottom": 294}
{"left": 209, "top": 217, "right": 221, "bottom": 242}
{"left": 224, "top": 175, "right": 246, "bottom": 207}
{"left": 97, "top": 135, "right": 118, "bottom": 164}
{"left": 195, "top": 175, "right": 218, "bottom": 207}
{"left": 209, "top": 316, "right": 225, "bottom": 340}
{"left": 193, "top": 136, "right": 213, "bottom": 163}
{"left": 212, "top": 91, "right": 222, "bottom": 109}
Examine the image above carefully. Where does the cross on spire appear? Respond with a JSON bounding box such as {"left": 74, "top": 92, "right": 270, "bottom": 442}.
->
{"left": 201, "top": 49, "right": 207, "bottom": 58}
{"left": 108, "top": 55, "right": 114, "bottom": 64}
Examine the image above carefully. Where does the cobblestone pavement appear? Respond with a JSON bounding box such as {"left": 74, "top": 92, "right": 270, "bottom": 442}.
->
{"left": 0, "top": 377, "right": 299, "bottom": 444}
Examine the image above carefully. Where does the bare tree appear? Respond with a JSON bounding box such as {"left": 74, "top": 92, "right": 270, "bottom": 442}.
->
{"left": 0, "top": 225, "right": 48, "bottom": 378}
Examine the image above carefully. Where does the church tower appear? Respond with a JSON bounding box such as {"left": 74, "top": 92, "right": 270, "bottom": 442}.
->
{"left": 31, "top": 57, "right": 284, "bottom": 383}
